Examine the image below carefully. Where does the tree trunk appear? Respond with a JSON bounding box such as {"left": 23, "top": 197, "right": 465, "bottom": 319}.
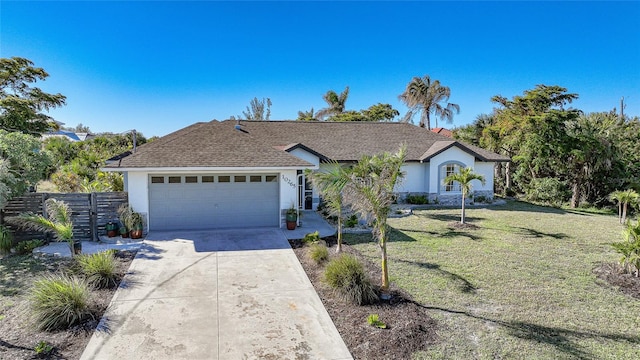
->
{"left": 622, "top": 202, "right": 628, "bottom": 224}
{"left": 619, "top": 203, "right": 623, "bottom": 224}
{"left": 461, "top": 190, "right": 466, "bottom": 224}
{"left": 379, "top": 225, "right": 389, "bottom": 292}
{"left": 336, "top": 208, "right": 342, "bottom": 253}
{"left": 570, "top": 181, "right": 581, "bottom": 208}
{"left": 505, "top": 162, "right": 512, "bottom": 190}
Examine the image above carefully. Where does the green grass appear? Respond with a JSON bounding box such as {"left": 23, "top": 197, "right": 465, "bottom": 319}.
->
{"left": 345, "top": 200, "right": 640, "bottom": 359}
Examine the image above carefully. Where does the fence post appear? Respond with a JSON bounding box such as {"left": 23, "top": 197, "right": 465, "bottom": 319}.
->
{"left": 90, "top": 192, "right": 98, "bottom": 241}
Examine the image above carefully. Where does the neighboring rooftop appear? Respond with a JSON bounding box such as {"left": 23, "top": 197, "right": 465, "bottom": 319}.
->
{"left": 431, "top": 127, "right": 453, "bottom": 138}
{"left": 105, "top": 120, "right": 509, "bottom": 169}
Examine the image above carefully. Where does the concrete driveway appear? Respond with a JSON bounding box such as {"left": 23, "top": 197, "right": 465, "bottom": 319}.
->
{"left": 80, "top": 228, "right": 352, "bottom": 360}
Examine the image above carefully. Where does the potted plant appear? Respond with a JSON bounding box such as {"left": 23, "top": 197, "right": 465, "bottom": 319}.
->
{"left": 105, "top": 221, "right": 118, "bottom": 237}
{"left": 129, "top": 212, "right": 144, "bottom": 239}
{"left": 286, "top": 204, "right": 298, "bottom": 230}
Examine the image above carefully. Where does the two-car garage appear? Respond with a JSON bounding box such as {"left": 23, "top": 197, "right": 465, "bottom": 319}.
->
{"left": 148, "top": 174, "right": 280, "bottom": 230}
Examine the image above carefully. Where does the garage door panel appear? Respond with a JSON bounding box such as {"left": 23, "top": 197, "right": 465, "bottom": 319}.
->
{"left": 149, "top": 174, "right": 279, "bottom": 230}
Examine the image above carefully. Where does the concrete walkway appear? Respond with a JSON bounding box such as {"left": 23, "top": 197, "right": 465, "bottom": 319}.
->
{"left": 281, "top": 210, "right": 337, "bottom": 240}
{"left": 80, "top": 228, "right": 351, "bottom": 360}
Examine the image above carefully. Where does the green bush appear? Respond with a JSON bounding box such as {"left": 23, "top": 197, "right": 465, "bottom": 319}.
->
{"left": 15, "top": 239, "right": 45, "bottom": 255}
{"left": 309, "top": 243, "right": 329, "bottom": 263}
{"left": 76, "top": 251, "right": 119, "bottom": 289}
{"left": 325, "top": 254, "right": 377, "bottom": 305}
{"left": 0, "top": 225, "right": 13, "bottom": 254}
{"left": 302, "top": 231, "right": 321, "bottom": 245}
{"left": 34, "top": 340, "right": 54, "bottom": 357}
{"left": 611, "top": 218, "right": 640, "bottom": 277}
{"left": 405, "top": 194, "right": 428, "bottom": 205}
{"left": 525, "top": 177, "right": 570, "bottom": 206}
{"left": 367, "top": 313, "right": 387, "bottom": 329}
{"left": 30, "top": 273, "right": 93, "bottom": 331}
{"left": 344, "top": 214, "right": 359, "bottom": 228}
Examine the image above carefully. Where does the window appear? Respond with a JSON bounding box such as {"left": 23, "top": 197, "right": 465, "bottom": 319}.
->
{"left": 265, "top": 175, "right": 277, "bottom": 182}
{"left": 168, "top": 176, "right": 181, "bottom": 184}
{"left": 234, "top": 176, "right": 246, "bottom": 182}
{"left": 151, "top": 176, "right": 164, "bottom": 184}
{"left": 440, "top": 163, "right": 462, "bottom": 193}
{"left": 219, "top": 176, "right": 230, "bottom": 183}
{"left": 250, "top": 175, "right": 262, "bottom": 182}
{"left": 202, "top": 176, "right": 214, "bottom": 183}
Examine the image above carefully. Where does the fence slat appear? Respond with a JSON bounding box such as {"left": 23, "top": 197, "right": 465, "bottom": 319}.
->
{"left": 1, "top": 192, "right": 129, "bottom": 242}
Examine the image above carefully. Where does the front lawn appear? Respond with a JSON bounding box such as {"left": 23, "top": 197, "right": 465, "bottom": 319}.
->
{"left": 345, "top": 201, "right": 640, "bottom": 359}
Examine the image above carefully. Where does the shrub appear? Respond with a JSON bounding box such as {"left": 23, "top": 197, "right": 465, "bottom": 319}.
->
{"left": 325, "top": 254, "right": 377, "bottom": 305}
{"left": 76, "top": 251, "right": 119, "bottom": 289}
{"left": 309, "top": 243, "right": 329, "bottom": 263}
{"left": 302, "top": 231, "right": 321, "bottom": 245}
{"left": 525, "top": 177, "right": 570, "bottom": 206}
{"left": 0, "top": 225, "right": 13, "bottom": 254}
{"left": 611, "top": 218, "right": 640, "bottom": 277}
{"left": 344, "top": 214, "right": 359, "bottom": 228}
{"left": 30, "top": 273, "right": 93, "bottom": 331}
{"left": 405, "top": 194, "right": 428, "bottom": 205}
{"left": 15, "top": 239, "right": 45, "bottom": 255}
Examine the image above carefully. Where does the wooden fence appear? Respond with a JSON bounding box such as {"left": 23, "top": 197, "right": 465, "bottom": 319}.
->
{"left": 0, "top": 192, "right": 128, "bottom": 242}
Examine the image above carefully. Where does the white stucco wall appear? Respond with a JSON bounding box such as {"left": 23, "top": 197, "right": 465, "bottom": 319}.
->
{"left": 288, "top": 148, "right": 320, "bottom": 167}
{"left": 398, "top": 163, "right": 426, "bottom": 193}
{"left": 473, "top": 162, "right": 495, "bottom": 192}
{"left": 126, "top": 171, "right": 149, "bottom": 215}
{"left": 428, "top": 147, "right": 476, "bottom": 193}
{"left": 279, "top": 170, "right": 299, "bottom": 211}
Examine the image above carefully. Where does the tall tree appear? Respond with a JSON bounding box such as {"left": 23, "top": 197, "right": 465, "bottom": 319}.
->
{"left": 361, "top": 103, "right": 400, "bottom": 122}
{"left": 0, "top": 57, "right": 66, "bottom": 135}
{"left": 240, "top": 97, "right": 272, "bottom": 120}
{"left": 296, "top": 107, "right": 316, "bottom": 121}
{"left": 0, "top": 130, "right": 52, "bottom": 198}
{"left": 609, "top": 190, "right": 639, "bottom": 224}
{"left": 444, "top": 167, "right": 485, "bottom": 224}
{"left": 316, "top": 86, "right": 349, "bottom": 120}
{"left": 343, "top": 145, "right": 406, "bottom": 294}
{"left": 398, "top": 75, "right": 459, "bottom": 129}
{"left": 306, "top": 162, "right": 350, "bottom": 253}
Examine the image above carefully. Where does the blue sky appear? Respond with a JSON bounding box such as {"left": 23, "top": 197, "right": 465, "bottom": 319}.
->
{"left": 2, "top": 1, "right": 639, "bottom": 137}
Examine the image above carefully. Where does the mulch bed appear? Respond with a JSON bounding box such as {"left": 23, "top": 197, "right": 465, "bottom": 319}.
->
{"left": 290, "top": 236, "right": 438, "bottom": 360}
{"left": 0, "top": 250, "right": 136, "bottom": 360}
{"left": 594, "top": 262, "right": 640, "bottom": 299}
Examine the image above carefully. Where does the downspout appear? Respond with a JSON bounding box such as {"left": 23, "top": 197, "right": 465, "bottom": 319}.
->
{"left": 297, "top": 173, "right": 305, "bottom": 227}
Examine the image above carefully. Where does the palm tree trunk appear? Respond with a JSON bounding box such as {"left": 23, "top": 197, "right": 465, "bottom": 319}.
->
{"left": 379, "top": 225, "right": 389, "bottom": 292}
{"left": 619, "top": 203, "right": 623, "bottom": 224}
{"left": 336, "top": 207, "right": 343, "bottom": 253}
{"left": 622, "top": 202, "right": 628, "bottom": 224}
{"left": 570, "top": 181, "right": 581, "bottom": 208}
{"left": 461, "top": 190, "right": 466, "bottom": 224}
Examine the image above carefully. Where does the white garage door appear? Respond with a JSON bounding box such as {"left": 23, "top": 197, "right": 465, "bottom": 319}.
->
{"left": 149, "top": 174, "right": 279, "bottom": 230}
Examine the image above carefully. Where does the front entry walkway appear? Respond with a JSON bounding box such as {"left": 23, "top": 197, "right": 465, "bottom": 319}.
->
{"left": 80, "top": 228, "right": 352, "bottom": 360}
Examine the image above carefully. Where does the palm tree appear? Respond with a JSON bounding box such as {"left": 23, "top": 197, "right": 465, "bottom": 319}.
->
{"left": 316, "top": 86, "right": 349, "bottom": 120}
{"left": 398, "top": 75, "right": 460, "bottom": 130}
{"left": 609, "top": 189, "right": 639, "bottom": 224}
{"left": 444, "top": 167, "right": 486, "bottom": 224}
{"left": 305, "top": 162, "right": 350, "bottom": 253}
{"left": 343, "top": 145, "right": 406, "bottom": 294}
{"left": 7, "top": 198, "right": 77, "bottom": 256}
{"left": 297, "top": 107, "right": 316, "bottom": 121}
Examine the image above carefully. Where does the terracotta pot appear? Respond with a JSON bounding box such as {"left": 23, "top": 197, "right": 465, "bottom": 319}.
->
{"left": 286, "top": 220, "right": 297, "bottom": 230}
{"left": 130, "top": 229, "right": 143, "bottom": 239}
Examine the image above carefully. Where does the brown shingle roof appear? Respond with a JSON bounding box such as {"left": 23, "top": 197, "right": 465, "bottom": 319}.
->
{"left": 106, "top": 120, "right": 508, "bottom": 169}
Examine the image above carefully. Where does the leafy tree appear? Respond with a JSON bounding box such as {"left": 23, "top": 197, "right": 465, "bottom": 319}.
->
{"left": 62, "top": 123, "right": 91, "bottom": 133}
{"left": 0, "top": 57, "right": 66, "bottom": 135}
{"left": 237, "top": 97, "right": 272, "bottom": 120}
{"left": 317, "top": 86, "right": 349, "bottom": 120}
{"left": 399, "top": 75, "right": 459, "bottom": 129}
{"left": 453, "top": 114, "right": 495, "bottom": 146}
{"left": 444, "top": 167, "right": 486, "bottom": 224}
{"left": 7, "top": 198, "right": 76, "bottom": 256}
{"left": 609, "top": 190, "right": 639, "bottom": 224}
{"left": 343, "top": 145, "right": 406, "bottom": 293}
{"left": 0, "top": 130, "right": 52, "bottom": 198}
{"left": 297, "top": 107, "right": 316, "bottom": 121}
{"left": 306, "top": 162, "right": 350, "bottom": 253}
{"left": 361, "top": 103, "right": 400, "bottom": 122}
{"left": 327, "top": 110, "right": 368, "bottom": 122}
{"left": 0, "top": 159, "right": 15, "bottom": 209}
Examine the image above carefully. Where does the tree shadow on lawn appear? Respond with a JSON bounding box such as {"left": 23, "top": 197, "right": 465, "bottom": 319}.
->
{"left": 511, "top": 226, "right": 569, "bottom": 240}
{"left": 413, "top": 212, "right": 486, "bottom": 224}
{"left": 392, "top": 258, "right": 477, "bottom": 294}
{"left": 417, "top": 304, "right": 640, "bottom": 360}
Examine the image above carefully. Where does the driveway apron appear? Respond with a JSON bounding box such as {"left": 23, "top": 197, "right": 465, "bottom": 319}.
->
{"left": 80, "top": 228, "right": 352, "bottom": 360}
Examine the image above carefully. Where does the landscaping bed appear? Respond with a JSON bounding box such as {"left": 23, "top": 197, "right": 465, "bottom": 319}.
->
{"left": 290, "top": 236, "right": 438, "bottom": 360}
{"left": 0, "top": 250, "right": 136, "bottom": 360}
